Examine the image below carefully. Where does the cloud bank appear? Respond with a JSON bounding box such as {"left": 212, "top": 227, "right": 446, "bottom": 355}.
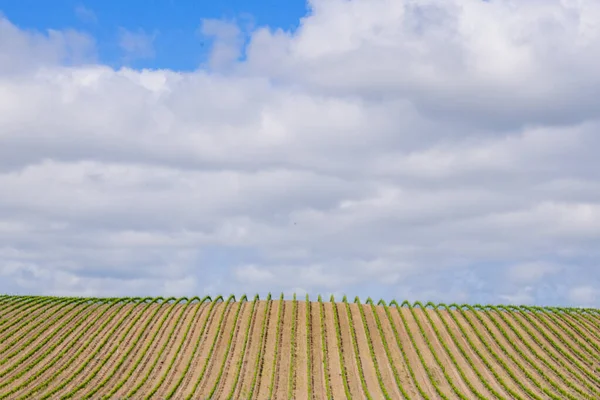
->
{"left": 1, "top": 0, "right": 600, "bottom": 306}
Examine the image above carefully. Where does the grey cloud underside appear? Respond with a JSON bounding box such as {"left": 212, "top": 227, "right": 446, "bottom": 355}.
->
{"left": 1, "top": 0, "right": 600, "bottom": 306}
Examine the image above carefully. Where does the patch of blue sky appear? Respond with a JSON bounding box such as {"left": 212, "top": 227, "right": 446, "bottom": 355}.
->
{"left": 0, "top": 0, "right": 308, "bottom": 70}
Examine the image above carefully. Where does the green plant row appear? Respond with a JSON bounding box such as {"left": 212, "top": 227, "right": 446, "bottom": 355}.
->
{"left": 450, "top": 304, "right": 540, "bottom": 400}
{"left": 521, "top": 306, "right": 598, "bottom": 366}
{"left": 430, "top": 304, "right": 508, "bottom": 400}
{"left": 408, "top": 303, "right": 470, "bottom": 399}
{"left": 144, "top": 298, "right": 213, "bottom": 399}
{"left": 0, "top": 297, "right": 55, "bottom": 338}
{"left": 378, "top": 300, "right": 430, "bottom": 399}
{"left": 471, "top": 304, "right": 587, "bottom": 399}
{"left": 354, "top": 297, "right": 391, "bottom": 399}
{"left": 343, "top": 296, "right": 374, "bottom": 399}
{"left": 365, "top": 299, "right": 412, "bottom": 399}
{"left": 391, "top": 301, "right": 450, "bottom": 399}
{"left": 266, "top": 294, "right": 285, "bottom": 400}
{"left": 182, "top": 295, "right": 236, "bottom": 400}
{"left": 205, "top": 295, "right": 248, "bottom": 399}
{"left": 98, "top": 297, "right": 182, "bottom": 400}
{"left": 501, "top": 305, "right": 600, "bottom": 390}
{"left": 494, "top": 305, "right": 600, "bottom": 395}
{"left": 287, "top": 293, "right": 298, "bottom": 400}
{"left": 305, "top": 294, "right": 314, "bottom": 400}
{"left": 470, "top": 304, "right": 564, "bottom": 399}
{"left": 543, "top": 307, "right": 600, "bottom": 355}
{"left": 0, "top": 298, "right": 127, "bottom": 397}
{"left": 126, "top": 299, "right": 194, "bottom": 399}
{"left": 331, "top": 296, "right": 352, "bottom": 399}
{"left": 418, "top": 303, "right": 489, "bottom": 399}
{"left": 165, "top": 296, "right": 219, "bottom": 399}
{"left": 0, "top": 298, "right": 95, "bottom": 375}
{"left": 0, "top": 297, "right": 89, "bottom": 358}
{"left": 318, "top": 295, "right": 333, "bottom": 400}
{"left": 224, "top": 295, "right": 259, "bottom": 400}
{"left": 36, "top": 298, "right": 148, "bottom": 400}
{"left": 247, "top": 293, "right": 272, "bottom": 399}
{"left": 80, "top": 297, "right": 174, "bottom": 399}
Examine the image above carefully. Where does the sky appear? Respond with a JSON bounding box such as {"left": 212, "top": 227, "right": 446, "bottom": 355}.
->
{"left": 1, "top": 0, "right": 600, "bottom": 307}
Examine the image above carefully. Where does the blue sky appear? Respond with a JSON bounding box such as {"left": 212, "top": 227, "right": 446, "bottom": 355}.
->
{"left": 0, "top": 0, "right": 600, "bottom": 306}
{"left": 0, "top": 0, "right": 307, "bottom": 70}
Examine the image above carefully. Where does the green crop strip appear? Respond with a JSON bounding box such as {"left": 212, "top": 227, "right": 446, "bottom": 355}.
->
{"left": 287, "top": 293, "right": 298, "bottom": 400}
{"left": 418, "top": 303, "right": 488, "bottom": 400}
{"left": 224, "top": 294, "right": 259, "bottom": 400}
{"left": 408, "top": 303, "right": 470, "bottom": 400}
{"left": 379, "top": 300, "right": 429, "bottom": 399}
{"left": 472, "top": 304, "right": 587, "bottom": 400}
{"left": 365, "top": 299, "right": 411, "bottom": 399}
{"left": 305, "top": 294, "right": 314, "bottom": 400}
{"left": 97, "top": 297, "right": 183, "bottom": 400}
{"left": 354, "top": 297, "right": 390, "bottom": 399}
{"left": 499, "top": 305, "right": 600, "bottom": 391}
{"left": 31, "top": 298, "right": 146, "bottom": 399}
{"left": 144, "top": 298, "right": 213, "bottom": 399}
{"left": 460, "top": 304, "right": 558, "bottom": 400}
{"left": 165, "top": 296, "right": 219, "bottom": 399}
{"left": 524, "top": 306, "right": 599, "bottom": 362}
{"left": 392, "top": 301, "right": 450, "bottom": 400}
{"left": 318, "top": 295, "right": 333, "bottom": 400}
{"left": 184, "top": 295, "right": 236, "bottom": 400}
{"left": 432, "top": 304, "right": 508, "bottom": 400}
{"left": 0, "top": 298, "right": 95, "bottom": 377}
{"left": 0, "top": 297, "right": 55, "bottom": 339}
{"left": 0, "top": 297, "right": 90, "bottom": 360}
{"left": 247, "top": 293, "right": 272, "bottom": 399}
{"left": 265, "top": 294, "right": 285, "bottom": 400}
{"left": 0, "top": 298, "right": 126, "bottom": 397}
{"left": 343, "top": 296, "right": 373, "bottom": 399}
{"left": 329, "top": 296, "right": 352, "bottom": 399}
{"left": 451, "top": 304, "right": 539, "bottom": 400}
{"left": 204, "top": 295, "right": 248, "bottom": 399}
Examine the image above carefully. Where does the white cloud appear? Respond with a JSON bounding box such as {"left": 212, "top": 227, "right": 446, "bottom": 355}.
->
{"left": 1, "top": 1, "right": 600, "bottom": 305}
{"left": 568, "top": 285, "right": 598, "bottom": 306}
{"left": 118, "top": 28, "right": 157, "bottom": 61}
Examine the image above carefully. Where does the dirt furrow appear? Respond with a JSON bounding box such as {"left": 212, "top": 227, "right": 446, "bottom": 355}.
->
{"left": 170, "top": 301, "right": 225, "bottom": 398}
{"left": 318, "top": 302, "right": 345, "bottom": 399}
{"left": 375, "top": 306, "right": 421, "bottom": 399}
{"left": 0, "top": 299, "right": 86, "bottom": 360}
{"left": 363, "top": 304, "right": 403, "bottom": 399}
{"left": 194, "top": 301, "right": 242, "bottom": 399}
{"left": 0, "top": 301, "right": 97, "bottom": 378}
{"left": 414, "top": 308, "right": 474, "bottom": 398}
{"left": 348, "top": 303, "right": 386, "bottom": 398}
{"left": 294, "top": 300, "right": 309, "bottom": 399}
{"left": 211, "top": 300, "right": 253, "bottom": 399}
{"left": 310, "top": 300, "right": 327, "bottom": 400}
{"left": 109, "top": 303, "right": 187, "bottom": 399}
{"left": 233, "top": 300, "right": 267, "bottom": 399}
{"left": 138, "top": 302, "right": 203, "bottom": 398}
{"left": 387, "top": 306, "right": 438, "bottom": 399}
{"left": 0, "top": 299, "right": 56, "bottom": 341}
{"left": 456, "top": 309, "right": 535, "bottom": 400}
{"left": 436, "top": 309, "right": 512, "bottom": 399}
{"left": 154, "top": 302, "right": 212, "bottom": 399}
{"left": 274, "top": 300, "right": 293, "bottom": 399}
{"left": 505, "top": 310, "right": 600, "bottom": 394}
{"left": 480, "top": 308, "right": 585, "bottom": 399}
{"left": 536, "top": 311, "right": 599, "bottom": 361}
{"left": 253, "top": 299, "right": 281, "bottom": 400}
{"left": 3, "top": 302, "right": 117, "bottom": 397}
{"left": 334, "top": 301, "right": 365, "bottom": 398}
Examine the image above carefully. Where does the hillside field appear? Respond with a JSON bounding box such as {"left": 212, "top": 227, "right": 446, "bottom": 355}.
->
{"left": 0, "top": 294, "right": 599, "bottom": 399}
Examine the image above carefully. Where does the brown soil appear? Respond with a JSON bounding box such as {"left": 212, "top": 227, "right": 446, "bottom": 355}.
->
{"left": 2, "top": 297, "right": 599, "bottom": 399}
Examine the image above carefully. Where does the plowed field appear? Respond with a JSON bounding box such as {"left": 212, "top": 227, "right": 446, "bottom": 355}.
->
{"left": 1, "top": 294, "right": 599, "bottom": 399}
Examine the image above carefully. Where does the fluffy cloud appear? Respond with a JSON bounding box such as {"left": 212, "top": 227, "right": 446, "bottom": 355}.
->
{"left": 1, "top": 0, "right": 600, "bottom": 305}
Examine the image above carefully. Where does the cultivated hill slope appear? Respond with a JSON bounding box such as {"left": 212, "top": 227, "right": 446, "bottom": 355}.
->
{"left": 0, "top": 295, "right": 599, "bottom": 399}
